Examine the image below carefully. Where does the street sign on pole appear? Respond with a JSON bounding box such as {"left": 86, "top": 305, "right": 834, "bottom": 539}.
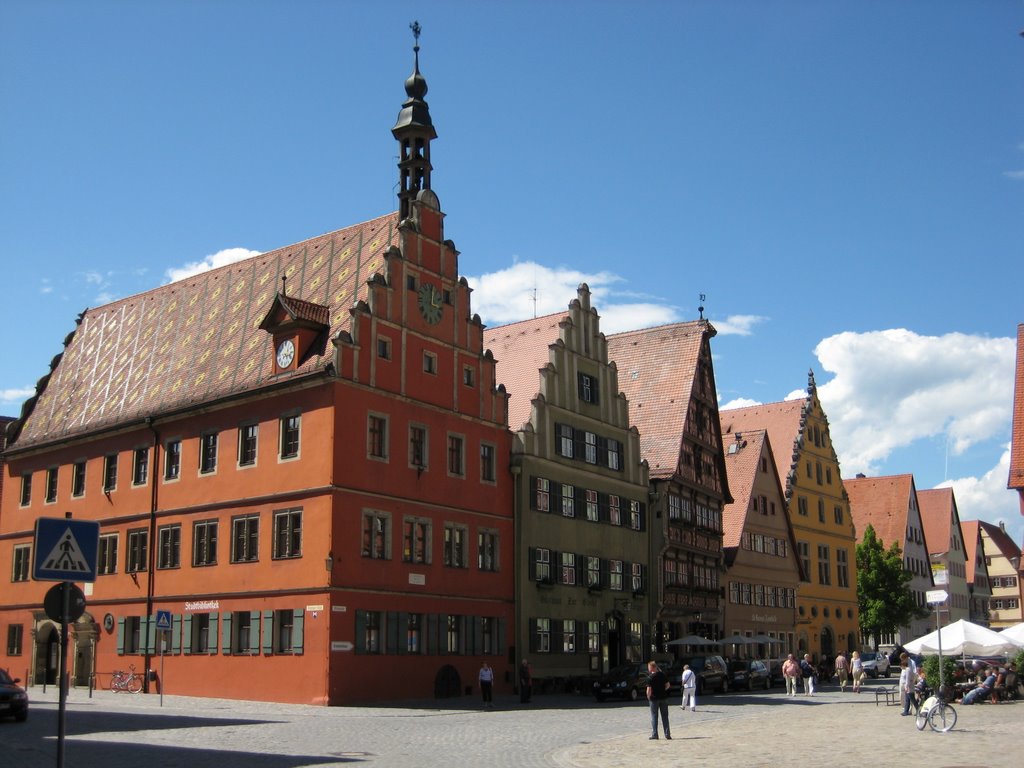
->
{"left": 33, "top": 517, "right": 100, "bottom": 582}
{"left": 926, "top": 589, "right": 949, "bottom": 605}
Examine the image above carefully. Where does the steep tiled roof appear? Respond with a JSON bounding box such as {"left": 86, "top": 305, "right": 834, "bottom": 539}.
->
{"left": 961, "top": 519, "right": 982, "bottom": 582}
{"left": 843, "top": 474, "right": 915, "bottom": 547}
{"left": 11, "top": 213, "right": 399, "bottom": 448}
{"left": 917, "top": 487, "right": 955, "bottom": 557}
{"left": 719, "top": 399, "right": 805, "bottom": 493}
{"left": 483, "top": 312, "right": 566, "bottom": 430}
{"left": 1010, "top": 324, "right": 1024, "bottom": 496}
{"left": 978, "top": 519, "right": 1022, "bottom": 563}
{"left": 605, "top": 321, "right": 707, "bottom": 480}
{"left": 720, "top": 429, "right": 767, "bottom": 549}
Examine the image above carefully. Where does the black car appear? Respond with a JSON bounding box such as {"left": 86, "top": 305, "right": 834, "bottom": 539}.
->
{"left": 673, "top": 655, "right": 730, "bottom": 695}
{"left": 0, "top": 669, "right": 28, "bottom": 722}
{"left": 727, "top": 659, "right": 772, "bottom": 691}
{"left": 592, "top": 662, "right": 651, "bottom": 702}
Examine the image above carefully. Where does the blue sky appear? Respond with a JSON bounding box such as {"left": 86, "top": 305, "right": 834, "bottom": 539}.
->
{"left": 2, "top": 1, "right": 1022, "bottom": 542}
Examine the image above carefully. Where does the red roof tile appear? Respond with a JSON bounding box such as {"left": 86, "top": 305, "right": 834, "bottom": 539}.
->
{"left": 917, "top": 487, "right": 956, "bottom": 557}
{"left": 1010, "top": 324, "right": 1024, "bottom": 499}
{"left": 483, "top": 312, "right": 566, "bottom": 430}
{"left": 13, "top": 214, "right": 399, "bottom": 448}
{"left": 719, "top": 399, "right": 806, "bottom": 492}
{"left": 720, "top": 429, "right": 767, "bottom": 549}
{"left": 605, "top": 321, "right": 709, "bottom": 480}
{"left": 977, "top": 519, "right": 1022, "bottom": 563}
{"left": 843, "top": 474, "right": 916, "bottom": 548}
{"left": 961, "top": 520, "right": 982, "bottom": 581}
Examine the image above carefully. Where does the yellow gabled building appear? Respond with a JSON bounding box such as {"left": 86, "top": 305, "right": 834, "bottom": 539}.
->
{"left": 720, "top": 372, "right": 858, "bottom": 662}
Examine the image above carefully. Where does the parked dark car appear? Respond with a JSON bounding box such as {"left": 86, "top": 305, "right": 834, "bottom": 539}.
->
{"left": 592, "top": 662, "right": 652, "bottom": 702}
{"left": 0, "top": 669, "right": 28, "bottom": 722}
{"left": 727, "top": 659, "right": 772, "bottom": 691}
{"left": 672, "top": 655, "right": 730, "bottom": 695}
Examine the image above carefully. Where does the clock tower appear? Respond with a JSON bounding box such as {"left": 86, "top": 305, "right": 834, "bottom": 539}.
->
{"left": 392, "top": 21, "right": 436, "bottom": 223}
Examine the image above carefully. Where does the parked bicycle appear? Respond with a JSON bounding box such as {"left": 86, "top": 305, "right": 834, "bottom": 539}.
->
{"left": 915, "top": 689, "right": 957, "bottom": 732}
{"left": 110, "top": 664, "right": 143, "bottom": 694}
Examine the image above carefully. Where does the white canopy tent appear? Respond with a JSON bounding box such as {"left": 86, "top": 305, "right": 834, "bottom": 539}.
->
{"left": 1000, "top": 622, "right": 1024, "bottom": 645}
{"left": 904, "top": 619, "right": 1024, "bottom": 657}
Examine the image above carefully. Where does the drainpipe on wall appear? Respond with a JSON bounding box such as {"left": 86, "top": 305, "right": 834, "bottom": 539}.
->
{"left": 144, "top": 416, "right": 160, "bottom": 694}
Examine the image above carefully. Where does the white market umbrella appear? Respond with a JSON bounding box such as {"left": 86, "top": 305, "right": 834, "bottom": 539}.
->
{"left": 903, "top": 619, "right": 1024, "bottom": 657}
{"left": 718, "top": 634, "right": 756, "bottom": 646}
{"left": 1001, "top": 622, "right": 1024, "bottom": 644}
{"left": 751, "top": 634, "right": 785, "bottom": 645}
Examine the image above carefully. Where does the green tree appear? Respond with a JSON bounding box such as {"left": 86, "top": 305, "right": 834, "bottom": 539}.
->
{"left": 856, "top": 524, "right": 926, "bottom": 649}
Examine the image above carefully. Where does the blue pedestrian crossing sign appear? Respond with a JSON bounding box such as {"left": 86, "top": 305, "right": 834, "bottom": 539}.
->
{"left": 33, "top": 518, "right": 101, "bottom": 582}
{"left": 156, "top": 610, "right": 172, "bottom": 630}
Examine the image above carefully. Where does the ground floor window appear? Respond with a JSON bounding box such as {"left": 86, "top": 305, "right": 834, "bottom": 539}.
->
{"left": 7, "top": 624, "right": 23, "bottom": 655}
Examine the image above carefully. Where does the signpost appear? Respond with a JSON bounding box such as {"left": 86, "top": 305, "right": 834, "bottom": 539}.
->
{"left": 926, "top": 589, "right": 950, "bottom": 696}
{"left": 156, "top": 610, "right": 172, "bottom": 706}
{"left": 33, "top": 515, "right": 99, "bottom": 768}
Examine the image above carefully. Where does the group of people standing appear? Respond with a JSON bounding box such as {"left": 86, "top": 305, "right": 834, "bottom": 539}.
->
{"left": 780, "top": 650, "right": 870, "bottom": 696}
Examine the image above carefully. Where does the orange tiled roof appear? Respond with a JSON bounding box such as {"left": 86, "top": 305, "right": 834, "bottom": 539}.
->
{"left": 843, "top": 474, "right": 916, "bottom": 547}
{"left": 1010, "top": 324, "right": 1024, "bottom": 497}
{"left": 11, "top": 213, "right": 399, "bottom": 448}
{"left": 720, "top": 428, "right": 768, "bottom": 549}
{"left": 917, "top": 487, "right": 955, "bottom": 557}
{"left": 719, "top": 398, "right": 806, "bottom": 493}
{"left": 977, "top": 519, "right": 1022, "bottom": 562}
{"left": 483, "top": 312, "right": 567, "bottom": 431}
{"left": 605, "top": 321, "right": 708, "bottom": 480}
{"left": 961, "top": 519, "right": 982, "bottom": 582}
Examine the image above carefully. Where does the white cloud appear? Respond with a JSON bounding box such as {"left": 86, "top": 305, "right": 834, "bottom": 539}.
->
{"left": 814, "top": 329, "right": 1015, "bottom": 476}
{"left": 0, "top": 386, "right": 35, "bottom": 407}
{"left": 711, "top": 314, "right": 768, "bottom": 336}
{"left": 721, "top": 397, "right": 760, "bottom": 410}
{"left": 164, "top": 248, "right": 261, "bottom": 284}
{"left": 935, "top": 446, "right": 1022, "bottom": 549}
{"left": 466, "top": 260, "right": 684, "bottom": 333}
{"left": 1002, "top": 170, "right": 1024, "bottom": 181}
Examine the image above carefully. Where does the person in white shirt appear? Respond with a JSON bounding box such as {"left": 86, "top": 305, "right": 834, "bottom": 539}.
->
{"left": 680, "top": 664, "right": 697, "bottom": 712}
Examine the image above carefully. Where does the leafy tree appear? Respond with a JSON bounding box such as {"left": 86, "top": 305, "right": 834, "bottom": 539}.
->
{"left": 856, "top": 524, "right": 927, "bottom": 649}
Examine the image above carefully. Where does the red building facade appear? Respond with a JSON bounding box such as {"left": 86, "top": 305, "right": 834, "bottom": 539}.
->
{"left": 0, "top": 33, "right": 513, "bottom": 705}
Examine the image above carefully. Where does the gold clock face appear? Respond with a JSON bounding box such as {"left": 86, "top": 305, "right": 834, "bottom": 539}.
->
{"left": 276, "top": 339, "right": 295, "bottom": 368}
{"left": 417, "top": 283, "right": 443, "bottom": 324}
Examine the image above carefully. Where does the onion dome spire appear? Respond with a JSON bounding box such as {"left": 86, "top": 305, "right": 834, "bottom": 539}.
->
{"left": 392, "top": 21, "right": 437, "bottom": 221}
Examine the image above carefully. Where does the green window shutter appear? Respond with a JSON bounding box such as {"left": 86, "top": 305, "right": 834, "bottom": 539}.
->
{"left": 439, "top": 614, "right": 449, "bottom": 656}
{"left": 529, "top": 618, "right": 538, "bottom": 653}
{"left": 249, "top": 611, "right": 261, "bottom": 654}
{"left": 471, "top": 616, "right": 482, "bottom": 655}
{"left": 426, "top": 614, "right": 438, "bottom": 655}
{"left": 116, "top": 617, "right": 125, "bottom": 655}
{"left": 396, "top": 612, "right": 408, "bottom": 656}
{"left": 527, "top": 547, "right": 536, "bottom": 581}
{"left": 292, "top": 608, "right": 304, "bottom": 654}
{"left": 209, "top": 613, "right": 219, "bottom": 655}
{"left": 497, "top": 617, "right": 506, "bottom": 656}
{"left": 386, "top": 611, "right": 399, "bottom": 655}
{"left": 171, "top": 615, "right": 182, "bottom": 655}
{"left": 145, "top": 615, "right": 156, "bottom": 654}
{"left": 221, "top": 611, "right": 232, "bottom": 655}
{"left": 262, "top": 610, "right": 274, "bottom": 654}
{"left": 355, "top": 611, "right": 367, "bottom": 654}
{"left": 183, "top": 614, "right": 193, "bottom": 655}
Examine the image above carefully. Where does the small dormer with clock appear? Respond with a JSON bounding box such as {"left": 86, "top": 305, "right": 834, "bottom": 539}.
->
{"left": 259, "top": 278, "right": 330, "bottom": 374}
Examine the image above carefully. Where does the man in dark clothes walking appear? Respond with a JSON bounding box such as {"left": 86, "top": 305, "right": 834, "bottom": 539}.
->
{"left": 646, "top": 660, "right": 671, "bottom": 740}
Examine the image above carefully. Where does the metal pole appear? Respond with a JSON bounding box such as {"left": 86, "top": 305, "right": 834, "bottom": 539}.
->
{"left": 936, "top": 602, "right": 945, "bottom": 694}
{"left": 56, "top": 581, "right": 69, "bottom": 768}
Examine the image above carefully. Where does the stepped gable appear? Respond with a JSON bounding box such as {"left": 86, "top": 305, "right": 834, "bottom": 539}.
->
{"left": 483, "top": 312, "right": 565, "bottom": 431}
{"left": 605, "top": 321, "right": 706, "bottom": 480}
{"left": 719, "top": 428, "right": 767, "bottom": 550}
{"left": 1010, "top": 324, "right": 1024, "bottom": 503}
{"left": 917, "top": 487, "right": 955, "bottom": 555}
{"left": 843, "top": 473, "right": 915, "bottom": 545}
{"left": 12, "top": 213, "right": 399, "bottom": 448}
{"left": 720, "top": 398, "right": 805, "bottom": 496}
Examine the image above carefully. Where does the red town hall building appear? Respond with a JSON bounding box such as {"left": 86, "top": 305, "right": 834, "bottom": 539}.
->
{"left": 0, "top": 34, "right": 515, "bottom": 705}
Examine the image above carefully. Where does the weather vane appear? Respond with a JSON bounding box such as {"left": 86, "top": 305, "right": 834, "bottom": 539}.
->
{"left": 410, "top": 20, "right": 421, "bottom": 47}
{"left": 698, "top": 293, "right": 706, "bottom": 320}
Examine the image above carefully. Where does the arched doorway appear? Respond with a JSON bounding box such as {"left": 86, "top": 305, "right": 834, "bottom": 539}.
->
{"left": 71, "top": 614, "right": 97, "bottom": 687}
{"left": 433, "top": 664, "right": 461, "bottom": 698}
{"left": 35, "top": 622, "right": 60, "bottom": 685}
{"left": 820, "top": 626, "right": 835, "bottom": 659}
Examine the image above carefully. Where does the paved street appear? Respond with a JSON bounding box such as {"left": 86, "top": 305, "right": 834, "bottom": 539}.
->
{"left": 1, "top": 680, "right": 1020, "bottom": 768}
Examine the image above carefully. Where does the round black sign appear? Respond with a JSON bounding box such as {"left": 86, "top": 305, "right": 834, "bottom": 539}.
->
{"left": 43, "top": 583, "right": 87, "bottom": 624}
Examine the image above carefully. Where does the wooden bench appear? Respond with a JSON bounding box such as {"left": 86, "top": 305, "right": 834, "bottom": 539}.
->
{"left": 874, "top": 683, "right": 900, "bottom": 706}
